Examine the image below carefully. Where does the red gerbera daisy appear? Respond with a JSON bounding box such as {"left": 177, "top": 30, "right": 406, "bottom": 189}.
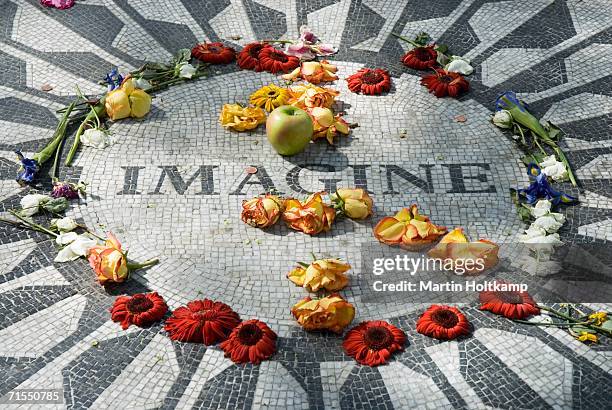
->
{"left": 402, "top": 45, "right": 438, "bottom": 70}
{"left": 421, "top": 69, "right": 469, "bottom": 98}
{"left": 164, "top": 299, "right": 241, "bottom": 345}
{"left": 479, "top": 285, "right": 540, "bottom": 319}
{"left": 110, "top": 292, "right": 168, "bottom": 330}
{"left": 258, "top": 47, "right": 300, "bottom": 74}
{"left": 416, "top": 305, "right": 470, "bottom": 340}
{"left": 342, "top": 320, "right": 406, "bottom": 366}
{"left": 192, "top": 42, "right": 236, "bottom": 64}
{"left": 219, "top": 319, "right": 277, "bottom": 364}
{"left": 346, "top": 68, "right": 391, "bottom": 95}
{"left": 237, "top": 42, "right": 273, "bottom": 71}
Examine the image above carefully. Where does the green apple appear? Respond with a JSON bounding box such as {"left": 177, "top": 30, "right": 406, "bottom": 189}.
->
{"left": 266, "top": 105, "right": 313, "bottom": 156}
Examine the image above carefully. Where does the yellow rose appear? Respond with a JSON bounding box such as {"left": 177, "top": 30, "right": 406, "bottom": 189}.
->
{"left": 427, "top": 228, "right": 499, "bottom": 275}
{"left": 287, "top": 258, "right": 350, "bottom": 292}
{"left": 219, "top": 103, "right": 266, "bottom": 132}
{"left": 308, "top": 107, "right": 350, "bottom": 144}
{"left": 374, "top": 205, "right": 447, "bottom": 250}
{"left": 105, "top": 78, "right": 152, "bottom": 121}
{"left": 291, "top": 294, "right": 355, "bottom": 333}
{"left": 282, "top": 192, "right": 335, "bottom": 235}
{"left": 105, "top": 89, "right": 131, "bottom": 121}
{"left": 287, "top": 84, "right": 339, "bottom": 109}
{"left": 332, "top": 188, "right": 373, "bottom": 220}
{"left": 240, "top": 195, "right": 282, "bottom": 228}
{"left": 282, "top": 60, "right": 338, "bottom": 84}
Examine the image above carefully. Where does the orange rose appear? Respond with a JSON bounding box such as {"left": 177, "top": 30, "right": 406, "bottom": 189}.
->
{"left": 291, "top": 294, "right": 355, "bottom": 333}
{"left": 287, "top": 84, "right": 339, "bottom": 109}
{"left": 241, "top": 195, "right": 283, "bottom": 228}
{"left": 287, "top": 258, "right": 350, "bottom": 291}
{"left": 88, "top": 232, "right": 128, "bottom": 284}
{"left": 282, "top": 60, "right": 338, "bottom": 84}
{"left": 309, "top": 107, "right": 350, "bottom": 144}
{"left": 428, "top": 228, "right": 499, "bottom": 275}
{"left": 373, "top": 205, "right": 447, "bottom": 250}
{"left": 282, "top": 192, "right": 335, "bottom": 235}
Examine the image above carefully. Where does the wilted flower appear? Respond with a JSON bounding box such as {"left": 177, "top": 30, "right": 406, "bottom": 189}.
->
{"left": 15, "top": 151, "right": 39, "bottom": 186}
{"left": 291, "top": 294, "right": 355, "bottom": 333}
{"left": 346, "top": 68, "right": 391, "bottom": 95}
{"left": 299, "top": 26, "right": 319, "bottom": 44}
{"left": 402, "top": 45, "right": 438, "bottom": 70}
{"left": 576, "top": 332, "right": 598, "bottom": 343}
{"left": 104, "top": 68, "right": 124, "bottom": 91}
{"left": 416, "top": 305, "right": 470, "bottom": 340}
{"left": 373, "top": 205, "right": 446, "bottom": 250}
{"left": 444, "top": 56, "right": 473, "bottom": 75}
{"left": 531, "top": 212, "right": 565, "bottom": 233}
{"left": 80, "top": 128, "right": 112, "bottom": 149}
{"left": 287, "top": 84, "right": 339, "bottom": 109}
{"left": 110, "top": 292, "right": 168, "bottom": 330}
{"left": 427, "top": 228, "right": 499, "bottom": 275}
{"left": 51, "top": 181, "right": 82, "bottom": 200}
{"left": 41, "top": 0, "right": 75, "bottom": 9}
{"left": 55, "top": 217, "right": 77, "bottom": 232}
{"left": 421, "top": 69, "right": 469, "bottom": 98}
{"left": 518, "top": 164, "right": 576, "bottom": 205}
{"left": 539, "top": 155, "right": 568, "bottom": 182}
{"left": 531, "top": 199, "right": 551, "bottom": 218}
{"left": 282, "top": 60, "right": 338, "bottom": 84}
{"left": 20, "top": 194, "right": 51, "bottom": 217}
{"left": 191, "top": 42, "right": 236, "bottom": 64}
{"left": 287, "top": 258, "right": 350, "bottom": 292}
{"left": 219, "top": 319, "right": 277, "bottom": 364}
{"left": 492, "top": 110, "right": 513, "bottom": 129}
{"left": 519, "top": 225, "right": 563, "bottom": 259}
{"left": 343, "top": 320, "right": 406, "bottom": 366}
{"left": 282, "top": 192, "right": 336, "bottom": 235}
{"left": 588, "top": 312, "right": 608, "bottom": 326}
{"left": 284, "top": 26, "right": 337, "bottom": 60}
{"left": 249, "top": 84, "right": 289, "bottom": 112}
{"left": 237, "top": 42, "right": 273, "bottom": 71}
{"left": 178, "top": 62, "right": 197, "bottom": 79}
{"left": 55, "top": 233, "right": 97, "bottom": 262}
{"left": 308, "top": 107, "right": 350, "bottom": 144}
{"left": 88, "top": 232, "right": 129, "bottom": 284}
{"left": 219, "top": 103, "right": 266, "bottom": 131}
{"left": 258, "top": 47, "right": 300, "bottom": 74}
{"left": 331, "top": 188, "right": 373, "bottom": 219}
{"left": 240, "top": 195, "right": 283, "bottom": 228}
{"left": 285, "top": 42, "right": 316, "bottom": 60}
{"left": 105, "top": 78, "right": 152, "bottom": 121}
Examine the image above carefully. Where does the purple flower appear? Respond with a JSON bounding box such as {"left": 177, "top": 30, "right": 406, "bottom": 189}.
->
{"left": 495, "top": 91, "right": 528, "bottom": 113}
{"left": 104, "top": 68, "right": 124, "bottom": 91}
{"left": 518, "top": 164, "right": 576, "bottom": 206}
{"left": 299, "top": 26, "right": 318, "bottom": 44}
{"left": 51, "top": 181, "right": 80, "bottom": 200}
{"left": 40, "top": 0, "right": 75, "bottom": 9}
{"left": 15, "top": 151, "right": 39, "bottom": 186}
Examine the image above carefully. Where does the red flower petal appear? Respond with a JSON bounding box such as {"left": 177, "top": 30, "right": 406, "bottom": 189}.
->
{"left": 416, "top": 305, "right": 470, "bottom": 340}
{"left": 345, "top": 68, "right": 391, "bottom": 95}
{"left": 479, "top": 283, "right": 540, "bottom": 319}
{"left": 110, "top": 292, "right": 168, "bottom": 330}
{"left": 237, "top": 42, "right": 273, "bottom": 71}
{"left": 342, "top": 320, "right": 406, "bottom": 366}
{"left": 258, "top": 48, "right": 300, "bottom": 74}
{"left": 219, "top": 319, "right": 277, "bottom": 364}
{"left": 164, "top": 299, "right": 241, "bottom": 344}
{"left": 192, "top": 42, "right": 236, "bottom": 64}
{"left": 402, "top": 46, "right": 438, "bottom": 70}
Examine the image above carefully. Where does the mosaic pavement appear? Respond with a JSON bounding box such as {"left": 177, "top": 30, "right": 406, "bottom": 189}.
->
{"left": 0, "top": 0, "right": 611, "bottom": 408}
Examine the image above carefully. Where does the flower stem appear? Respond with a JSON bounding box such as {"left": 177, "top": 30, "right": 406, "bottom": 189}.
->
{"left": 65, "top": 100, "right": 106, "bottom": 166}
{"left": 32, "top": 101, "right": 77, "bottom": 167}
{"left": 538, "top": 305, "right": 612, "bottom": 337}
{"left": 127, "top": 258, "right": 159, "bottom": 271}
{"left": 8, "top": 211, "right": 58, "bottom": 237}
{"left": 391, "top": 33, "right": 421, "bottom": 48}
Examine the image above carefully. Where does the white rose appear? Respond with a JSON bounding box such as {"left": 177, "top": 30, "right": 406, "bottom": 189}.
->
{"left": 492, "top": 110, "right": 513, "bottom": 129}
{"left": 20, "top": 194, "right": 51, "bottom": 217}
{"left": 81, "top": 129, "right": 110, "bottom": 149}
{"left": 519, "top": 225, "right": 547, "bottom": 241}
{"left": 179, "top": 63, "right": 197, "bottom": 79}
{"left": 520, "top": 231, "right": 563, "bottom": 259}
{"left": 444, "top": 56, "right": 473, "bottom": 75}
{"left": 56, "top": 231, "right": 78, "bottom": 245}
{"left": 133, "top": 78, "right": 152, "bottom": 90}
{"left": 531, "top": 200, "right": 552, "bottom": 218}
{"left": 55, "top": 235, "right": 97, "bottom": 263}
{"left": 56, "top": 217, "right": 78, "bottom": 232}
{"left": 539, "top": 155, "right": 568, "bottom": 181}
{"left": 532, "top": 214, "right": 564, "bottom": 233}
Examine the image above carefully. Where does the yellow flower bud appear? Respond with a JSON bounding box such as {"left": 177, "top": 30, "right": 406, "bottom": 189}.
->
{"left": 333, "top": 188, "right": 373, "bottom": 220}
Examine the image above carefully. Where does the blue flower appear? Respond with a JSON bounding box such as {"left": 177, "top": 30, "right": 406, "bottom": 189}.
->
{"left": 495, "top": 91, "right": 528, "bottom": 113}
{"left": 518, "top": 163, "right": 576, "bottom": 206}
{"left": 105, "top": 68, "right": 124, "bottom": 91}
{"left": 15, "top": 151, "right": 39, "bottom": 186}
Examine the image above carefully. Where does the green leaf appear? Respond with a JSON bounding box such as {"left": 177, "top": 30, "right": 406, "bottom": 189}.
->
{"left": 41, "top": 197, "right": 68, "bottom": 214}
{"left": 570, "top": 324, "right": 596, "bottom": 335}
{"left": 435, "top": 44, "right": 449, "bottom": 54}
{"left": 174, "top": 49, "right": 191, "bottom": 64}
{"left": 414, "top": 32, "right": 431, "bottom": 46}
{"left": 600, "top": 320, "right": 612, "bottom": 332}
